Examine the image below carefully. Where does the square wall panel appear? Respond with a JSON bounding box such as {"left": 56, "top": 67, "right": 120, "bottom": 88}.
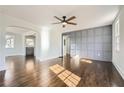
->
{"left": 82, "top": 30, "right": 87, "bottom": 37}
{"left": 95, "top": 28, "right": 103, "bottom": 36}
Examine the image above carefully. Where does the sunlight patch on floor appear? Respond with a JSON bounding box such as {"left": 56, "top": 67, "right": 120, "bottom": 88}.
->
{"left": 49, "top": 64, "right": 65, "bottom": 74}
{"left": 58, "top": 70, "right": 72, "bottom": 80}
{"left": 49, "top": 64, "right": 81, "bottom": 87}
{"left": 81, "top": 59, "right": 93, "bottom": 64}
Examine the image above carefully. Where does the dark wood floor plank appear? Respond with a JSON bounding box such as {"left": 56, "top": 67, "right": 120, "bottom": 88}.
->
{"left": 0, "top": 55, "right": 124, "bottom": 87}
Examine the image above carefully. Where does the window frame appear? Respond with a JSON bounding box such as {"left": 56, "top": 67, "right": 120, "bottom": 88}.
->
{"left": 5, "top": 34, "right": 15, "bottom": 49}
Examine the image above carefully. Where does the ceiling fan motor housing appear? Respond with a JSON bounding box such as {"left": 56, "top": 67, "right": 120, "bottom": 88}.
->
{"left": 63, "top": 16, "right": 66, "bottom": 21}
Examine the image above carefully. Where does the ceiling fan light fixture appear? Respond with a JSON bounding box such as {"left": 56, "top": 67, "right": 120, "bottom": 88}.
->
{"left": 62, "top": 22, "right": 67, "bottom": 25}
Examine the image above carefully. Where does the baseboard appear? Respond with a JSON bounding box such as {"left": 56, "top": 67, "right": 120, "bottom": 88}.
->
{"left": 113, "top": 62, "right": 124, "bottom": 80}
{"left": 39, "top": 56, "right": 59, "bottom": 62}
{"left": 6, "top": 55, "right": 25, "bottom": 57}
{"left": 80, "top": 57, "right": 112, "bottom": 62}
{"left": 0, "top": 66, "right": 6, "bottom": 71}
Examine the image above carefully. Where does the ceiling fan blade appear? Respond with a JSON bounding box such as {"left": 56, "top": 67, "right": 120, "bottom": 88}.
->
{"left": 54, "top": 16, "right": 63, "bottom": 22}
{"left": 66, "top": 16, "right": 76, "bottom": 21}
{"left": 52, "top": 22, "right": 62, "bottom": 24}
{"left": 67, "top": 22, "right": 77, "bottom": 25}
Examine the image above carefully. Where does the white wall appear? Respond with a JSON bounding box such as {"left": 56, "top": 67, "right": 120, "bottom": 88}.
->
{"left": 0, "top": 13, "right": 62, "bottom": 66}
{"left": 112, "top": 6, "right": 124, "bottom": 79}
{"left": 0, "top": 14, "right": 6, "bottom": 71}
{"left": 0, "top": 31, "right": 6, "bottom": 71}
{"left": 0, "top": 13, "right": 40, "bottom": 71}
{"left": 39, "top": 26, "right": 62, "bottom": 61}
{"left": 3, "top": 14, "right": 62, "bottom": 62}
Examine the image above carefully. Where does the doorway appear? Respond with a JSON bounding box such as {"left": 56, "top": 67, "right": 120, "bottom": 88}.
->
{"left": 62, "top": 34, "right": 70, "bottom": 57}
{"left": 25, "top": 35, "right": 35, "bottom": 56}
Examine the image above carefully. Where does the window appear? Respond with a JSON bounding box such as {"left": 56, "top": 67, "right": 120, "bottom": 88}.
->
{"left": 115, "top": 19, "right": 120, "bottom": 52}
{"left": 26, "top": 38, "right": 34, "bottom": 47}
{"left": 5, "top": 35, "right": 15, "bottom": 48}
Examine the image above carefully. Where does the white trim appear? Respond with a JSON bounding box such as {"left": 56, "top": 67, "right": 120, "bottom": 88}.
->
{"left": 0, "top": 66, "right": 6, "bottom": 71}
{"left": 113, "top": 62, "right": 124, "bottom": 80}
{"left": 5, "top": 54, "right": 25, "bottom": 57}
{"left": 39, "top": 56, "right": 59, "bottom": 62}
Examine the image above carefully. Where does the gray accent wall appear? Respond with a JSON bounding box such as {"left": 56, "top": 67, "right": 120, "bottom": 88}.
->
{"left": 64, "top": 25, "right": 112, "bottom": 62}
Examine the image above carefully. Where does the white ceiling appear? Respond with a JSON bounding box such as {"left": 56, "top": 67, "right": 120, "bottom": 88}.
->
{"left": 0, "top": 5, "right": 120, "bottom": 31}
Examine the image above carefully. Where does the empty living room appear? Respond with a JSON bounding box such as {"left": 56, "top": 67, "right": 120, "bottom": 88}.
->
{"left": 0, "top": 2, "right": 124, "bottom": 90}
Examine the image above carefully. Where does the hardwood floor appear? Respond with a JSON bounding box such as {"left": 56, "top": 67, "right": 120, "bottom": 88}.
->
{"left": 0, "top": 55, "right": 124, "bottom": 87}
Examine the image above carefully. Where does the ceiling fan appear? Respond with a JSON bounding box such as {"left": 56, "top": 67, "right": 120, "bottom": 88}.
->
{"left": 53, "top": 16, "right": 77, "bottom": 27}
